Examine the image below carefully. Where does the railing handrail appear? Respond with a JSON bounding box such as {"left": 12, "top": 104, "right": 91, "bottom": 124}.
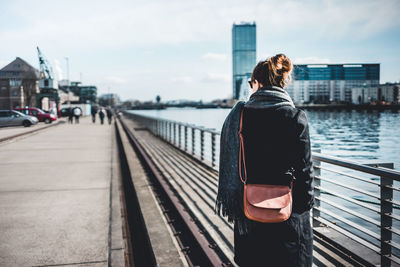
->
{"left": 313, "top": 152, "right": 400, "bottom": 181}
{"left": 125, "top": 111, "right": 221, "bottom": 134}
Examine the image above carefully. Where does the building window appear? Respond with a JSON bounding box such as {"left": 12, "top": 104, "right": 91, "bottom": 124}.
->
{"left": 9, "top": 79, "right": 22, "bottom": 87}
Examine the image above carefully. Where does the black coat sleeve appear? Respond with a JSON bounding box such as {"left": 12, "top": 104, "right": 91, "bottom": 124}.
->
{"left": 292, "top": 110, "right": 314, "bottom": 213}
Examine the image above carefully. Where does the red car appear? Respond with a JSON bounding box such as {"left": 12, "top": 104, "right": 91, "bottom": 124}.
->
{"left": 14, "top": 107, "right": 57, "bottom": 124}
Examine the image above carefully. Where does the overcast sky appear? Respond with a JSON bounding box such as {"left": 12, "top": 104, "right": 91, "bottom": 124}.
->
{"left": 0, "top": 0, "right": 399, "bottom": 102}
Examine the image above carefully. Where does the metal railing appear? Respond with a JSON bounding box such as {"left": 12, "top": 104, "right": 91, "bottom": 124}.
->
{"left": 124, "top": 112, "right": 220, "bottom": 168}
{"left": 123, "top": 111, "right": 400, "bottom": 266}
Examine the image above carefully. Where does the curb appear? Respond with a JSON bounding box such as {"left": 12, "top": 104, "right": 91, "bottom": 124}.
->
{"left": 0, "top": 120, "right": 66, "bottom": 144}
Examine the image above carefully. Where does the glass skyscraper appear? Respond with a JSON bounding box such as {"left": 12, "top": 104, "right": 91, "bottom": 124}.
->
{"left": 232, "top": 22, "right": 256, "bottom": 100}
{"left": 286, "top": 64, "right": 380, "bottom": 104}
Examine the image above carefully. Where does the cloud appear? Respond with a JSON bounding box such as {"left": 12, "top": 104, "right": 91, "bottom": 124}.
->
{"left": 3, "top": 0, "right": 398, "bottom": 52}
{"left": 53, "top": 59, "right": 63, "bottom": 80}
{"left": 202, "top": 73, "right": 230, "bottom": 83}
{"left": 202, "top": 53, "right": 228, "bottom": 61}
{"left": 105, "top": 76, "right": 126, "bottom": 84}
{"left": 170, "top": 76, "right": 193, "bottom": 83}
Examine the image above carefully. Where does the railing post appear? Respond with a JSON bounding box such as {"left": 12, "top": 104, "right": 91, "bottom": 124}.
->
{"left": 162, "top": 121, "right": 166, "bottom": 140}
{"left": 184, "top": 125, "right": 188, "bottom": 152}
{"left": 168, "top": 121, "right": 172, "bottom": 143}
{"left": 380, "top": 163, "right": 394, "bottom": 267}
{"left": 178, "top": 124, "right": 182, "bottom": 148}
{"left": 211, "top": 133, "right": 216, "bottom": 167}
{"left": 191, "top": 128, "right": 195, "bottom": 156}
{"left": 200, "top": 129, "right": 204, "bottom": 161}
{"left": 173, "top": 122, "right": 176, "bottom": 145}
{"left": 312, "top": 149, "right": 321, "bottom": 228}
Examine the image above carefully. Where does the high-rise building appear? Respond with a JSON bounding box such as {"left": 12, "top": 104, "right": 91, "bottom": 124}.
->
{"left": 286, "top": 64, "right": 380, "bottom": 104}
{"left": 232, "top": 22, "right": 256, "bottom": 100}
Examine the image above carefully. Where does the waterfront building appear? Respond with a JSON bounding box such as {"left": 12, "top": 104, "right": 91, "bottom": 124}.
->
{"left": 98, "top": 93, "right": 120, "bottom": 107}
{"left": 286, "top": 64, "right": 380, "bottom": 104}
{"left": 0, "top": 57, "right": 40, "bottom": 110}
{"left": 80, "top": 86, "right": 97, "bottom": 103}
{"left": 59, "top": 81, "right": 97, "bottom": 104}
{"left": 232, "top": 22, "right": 256, "bottom": 100}
{"left": 351, "top": 83, "right": 400, "bottom": 104}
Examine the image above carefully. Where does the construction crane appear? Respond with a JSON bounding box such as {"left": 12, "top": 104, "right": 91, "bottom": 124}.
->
{"left": 37, "top": 46, "right": 55, "bottom": 88}
{"left": 36, "top": 46, "right": 59, "bottom": 113}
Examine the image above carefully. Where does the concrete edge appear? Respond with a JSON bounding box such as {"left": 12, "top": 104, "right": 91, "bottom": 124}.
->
{"left": 0, "top": 120, "right": 66, "bottom": 144}
{"left": 109, "top": 122, "right": 126, "bottom": 267}
{"left": 116, "top": 119, "right": 188, "bottom": 266}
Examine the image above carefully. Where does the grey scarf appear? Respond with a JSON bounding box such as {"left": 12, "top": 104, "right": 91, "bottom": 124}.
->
{"left": 215, "top": 86, "right": 294, "bottom": 235}
{"left": 246, "top": 86, "right": 295, "bottom": 109}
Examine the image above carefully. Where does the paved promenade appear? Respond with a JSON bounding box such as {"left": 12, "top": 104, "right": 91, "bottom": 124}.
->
{"left": 0, "top": 117, "right": 121, "bottom": 266}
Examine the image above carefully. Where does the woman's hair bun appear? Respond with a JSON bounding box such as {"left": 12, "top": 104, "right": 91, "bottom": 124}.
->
{"left": 251, "top": 53, "right": 293, "bottom": 88}
{"left": 267, "top": 54, "right": 293, "bottom": 87}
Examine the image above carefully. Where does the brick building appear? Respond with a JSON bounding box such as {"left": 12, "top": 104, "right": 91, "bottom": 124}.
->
{"left": 0, "top": 57, "right": 40, "bottom": 110}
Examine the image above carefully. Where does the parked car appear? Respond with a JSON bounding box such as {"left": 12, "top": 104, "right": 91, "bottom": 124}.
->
{"left": 60, "top": 107, "right": 71, "bottom": 117}
{"left": 14, "top": 107, "right": 57, "bottom": 124}
{"left": 60, "top": 107, "right": 82, "bottom": 117}
{"left": 0, "top": 110, "right": 39, "bottom": 127}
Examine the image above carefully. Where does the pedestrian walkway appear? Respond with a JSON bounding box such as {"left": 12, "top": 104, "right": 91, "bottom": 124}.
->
{"left": 0, "top": 117, "right": 122, "bottom": 266}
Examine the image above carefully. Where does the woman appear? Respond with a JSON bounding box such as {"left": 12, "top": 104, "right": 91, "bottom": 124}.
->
{"left": 216, "top": 54, "right": 314, "bottom": 266}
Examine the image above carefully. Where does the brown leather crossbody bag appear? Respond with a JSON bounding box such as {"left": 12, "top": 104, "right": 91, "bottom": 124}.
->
{"left": 238, "top": 109, "right": 295, "bottom": 223}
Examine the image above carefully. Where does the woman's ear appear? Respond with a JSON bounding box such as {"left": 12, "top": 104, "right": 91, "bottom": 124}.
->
{"left": 253, "top": 80, "right": 262, "bottom": 92}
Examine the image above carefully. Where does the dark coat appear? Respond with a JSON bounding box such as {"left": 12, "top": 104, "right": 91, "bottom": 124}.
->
{"left": 235, "top": 104, "right": 314, "bottom": 267}
{"left": 217, "top": 87, "right": 314, "bottom": 266}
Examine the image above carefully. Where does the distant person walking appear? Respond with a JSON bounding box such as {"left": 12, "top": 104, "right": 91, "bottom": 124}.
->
{"left": 106, "top": 107, "right": 112, "bottom": 125}
{"left": 216, "top": 54, "right": 314, "bottom": 266}
{"left": 91, "top": 105, "right": 98, "bottom": 123}
{"left": 73, "top": 107, "right": 82, "bottom": 124}
{"left": 99, "top": 107, "right": 105, "bottom": 125}
{"left": 68, "top": 107, "right": 73, "bottom": 124}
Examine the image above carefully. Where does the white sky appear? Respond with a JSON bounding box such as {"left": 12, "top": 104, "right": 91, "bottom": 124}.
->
{"left": 1, "top": 0, "right": 399, "bottom": 101}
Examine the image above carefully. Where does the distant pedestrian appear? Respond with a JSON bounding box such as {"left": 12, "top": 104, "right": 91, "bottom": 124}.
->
{"left": 99, "top": 107, "right": 105, "bottom": 125}
{"left": 106, "top": 107, "right": 112, "bottom": 125}
{"left": 73, "top": 107, "right": 82, "bottom": 124}
{"left": 91, "top": 105, "right": 98, "bottom": 123}
{"left": 68, "top": 107, "right": 73, "bottom": 124}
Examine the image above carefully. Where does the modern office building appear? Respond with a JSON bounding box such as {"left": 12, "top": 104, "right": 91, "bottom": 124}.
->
{"left": 232, "top": 22, "right": 256, "bottom": 100}
{"left": 286, "top": 64, "right": 380, "bottom": 104}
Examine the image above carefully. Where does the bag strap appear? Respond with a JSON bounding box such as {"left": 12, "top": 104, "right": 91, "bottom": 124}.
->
{"left": 238, "top": 108, "right": 247, "bottom": 185}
